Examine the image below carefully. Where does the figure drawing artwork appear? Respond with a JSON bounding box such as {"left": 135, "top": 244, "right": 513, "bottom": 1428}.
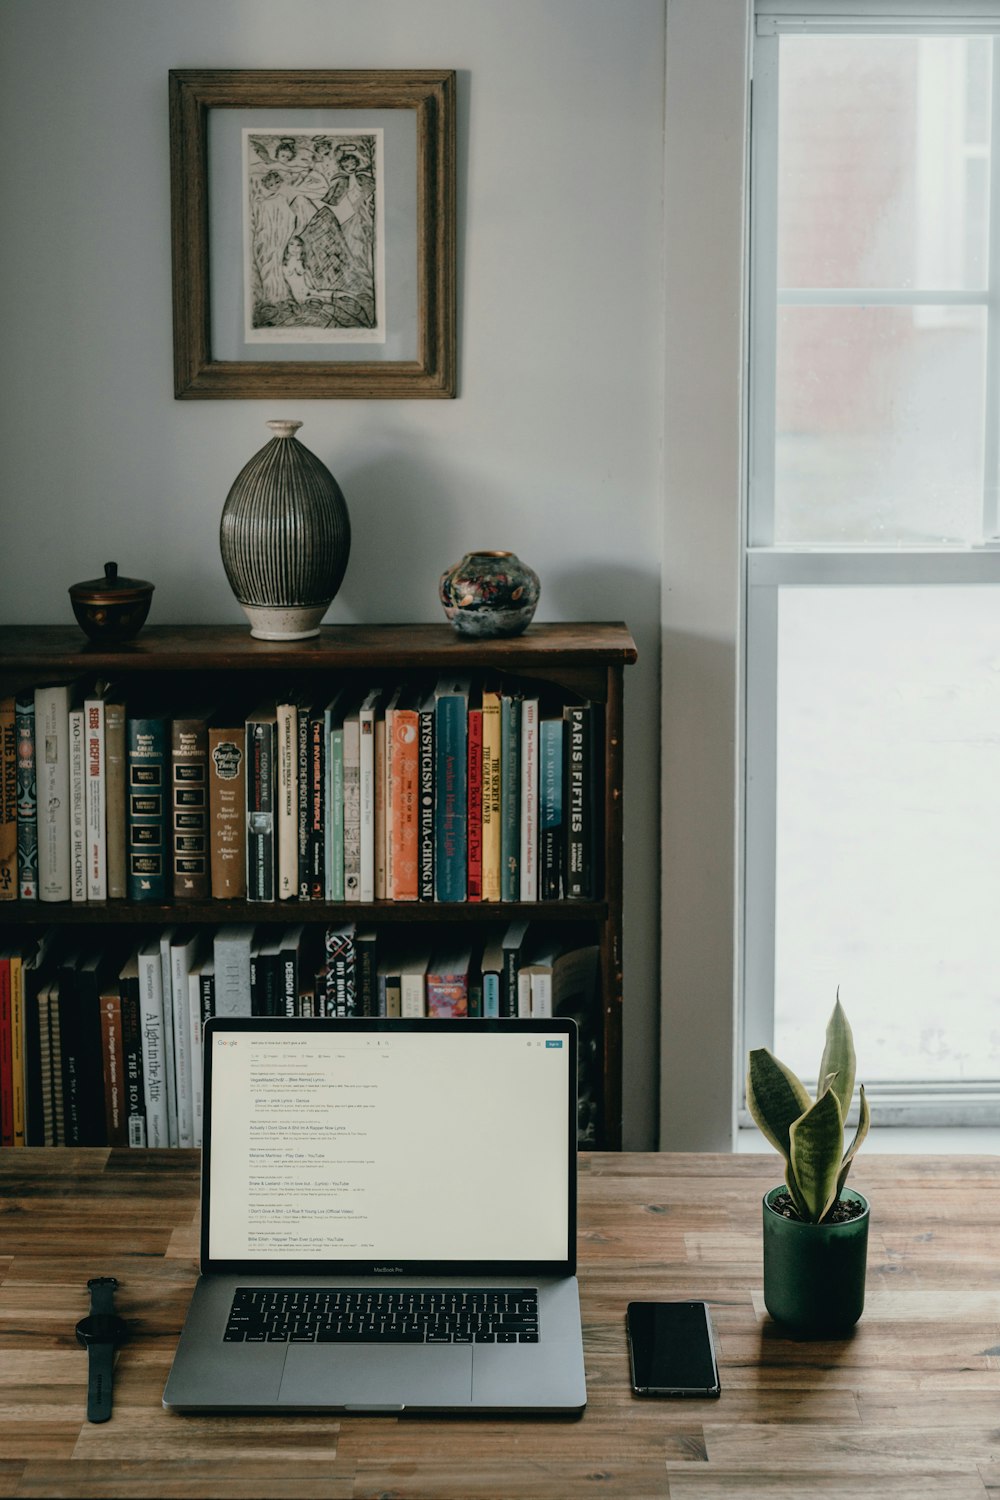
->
{"left": 244, "top": 130, "right": 385, "bottom": 342}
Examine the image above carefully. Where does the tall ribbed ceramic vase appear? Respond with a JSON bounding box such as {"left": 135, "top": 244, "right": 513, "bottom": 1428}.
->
{"left": 220, "top": 419, "right": 351, "bottom": 640}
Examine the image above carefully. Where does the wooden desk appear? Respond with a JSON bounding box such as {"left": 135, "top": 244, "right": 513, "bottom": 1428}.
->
{"left": 0, "top": 1151, "right": 997, "bottom": 1498}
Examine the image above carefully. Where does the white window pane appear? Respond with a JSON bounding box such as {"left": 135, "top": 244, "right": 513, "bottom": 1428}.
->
{"left": 778, "top": 35, "right": 993, "bottom": 290}
{"left": 774, "top": 305, "right": 986, "bottom": 544}
{"left": 773, "top": 586, "right": 1000, "bottom": 1087}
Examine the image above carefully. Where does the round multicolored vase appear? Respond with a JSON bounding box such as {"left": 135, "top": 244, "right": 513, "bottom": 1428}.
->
{"left": 439, "top": 551, "right": 540, "bottom": 638}
{"left": 220, "top": 419, "right": 351, "bottom": 640}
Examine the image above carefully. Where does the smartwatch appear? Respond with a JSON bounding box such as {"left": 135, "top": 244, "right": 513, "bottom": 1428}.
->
{"left": 75, "top": 1277, "right": 128, "bottom": 1423}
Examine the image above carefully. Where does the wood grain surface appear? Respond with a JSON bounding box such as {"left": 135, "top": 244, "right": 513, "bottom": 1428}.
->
{"left": 0, "top": 1150, "right": 996, "bottom": 1498}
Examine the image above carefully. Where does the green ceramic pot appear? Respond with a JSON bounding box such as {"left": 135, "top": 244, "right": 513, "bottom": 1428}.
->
{"left": 762, "top": 1185, "right": 870, "bottom": 1338}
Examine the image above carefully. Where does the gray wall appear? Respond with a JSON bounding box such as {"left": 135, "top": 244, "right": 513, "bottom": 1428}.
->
{"left": 0, "top": 0, "right": 665, "bottom": 1147}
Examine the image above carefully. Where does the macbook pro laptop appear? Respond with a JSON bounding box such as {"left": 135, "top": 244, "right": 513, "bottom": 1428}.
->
{"left": 163, "top": 1016, "right": 586, "bottom": 1415}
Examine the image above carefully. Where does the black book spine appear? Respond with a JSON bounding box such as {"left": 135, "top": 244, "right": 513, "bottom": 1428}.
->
{"left": 127, "top": 716, "right": 169, "bottom": 902}
{"left": 120, "top": 974, "right": 147, "bottom": 1148}
{"left": 247, "top": 718, "right": 275, "bottom": 902}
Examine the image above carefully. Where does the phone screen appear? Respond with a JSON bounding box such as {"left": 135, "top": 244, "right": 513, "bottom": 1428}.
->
{"left": 626, "top": 1300, "right": 721, "bottom": 1397}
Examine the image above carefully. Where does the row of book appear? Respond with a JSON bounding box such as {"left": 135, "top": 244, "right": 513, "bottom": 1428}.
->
{"left": 0, "top": 921, "right": 601, "bottom": 1151}
{"left": 0, "top": 675, "right": 600, "bottom": 905}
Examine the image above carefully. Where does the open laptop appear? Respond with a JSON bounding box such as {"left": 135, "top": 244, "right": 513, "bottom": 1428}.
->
{"left": 163, "top": 1015, "right": 586, "bottom": 1415}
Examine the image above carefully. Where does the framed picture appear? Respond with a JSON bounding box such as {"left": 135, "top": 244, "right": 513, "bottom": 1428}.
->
{"left": 169, "top": 69, "right": 456, "bottom": 399}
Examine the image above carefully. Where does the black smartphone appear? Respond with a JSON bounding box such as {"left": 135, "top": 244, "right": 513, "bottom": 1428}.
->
{"left": 626, "top": 1300, "right": 721, "bottom": 1397}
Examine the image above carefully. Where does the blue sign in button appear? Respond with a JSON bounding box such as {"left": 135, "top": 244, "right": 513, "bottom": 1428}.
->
{"left": 545, "top": 1039, "right": 563, "bottom": 1048}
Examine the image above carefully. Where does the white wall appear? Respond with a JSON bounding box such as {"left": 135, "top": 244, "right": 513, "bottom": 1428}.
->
{"left": 0, "top": 0, "right": 665, "bottom": 1146}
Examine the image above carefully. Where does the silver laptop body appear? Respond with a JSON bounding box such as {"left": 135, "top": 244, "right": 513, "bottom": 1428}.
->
{"left": 163, "top": 1016, "right": 586, "bottom": 1415}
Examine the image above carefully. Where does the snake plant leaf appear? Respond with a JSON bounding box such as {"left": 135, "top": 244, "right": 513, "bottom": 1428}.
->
{"left": 783, "top": 1159, "right": 809, "bottom": 1221}
{"left": 788, "top": 1086, "right": 844, "bottom": 1223}
{"left": 818, "top": 993, "right": 856, "bottom": 1120}
{"left": 747, "top": 1048, "right": 812, "bottom": 1162}
{"left": 836, "top": 1084, "right": 871, "bottom": 1197}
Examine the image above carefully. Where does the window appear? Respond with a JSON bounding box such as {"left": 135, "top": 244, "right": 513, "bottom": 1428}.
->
{"left": 744, "top": 8, "right": 1000, "bottom": 1122}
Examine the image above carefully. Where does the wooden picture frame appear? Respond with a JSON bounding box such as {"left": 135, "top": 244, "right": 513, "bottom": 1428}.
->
{"left": 169, "top": 69, "right": 456, "bottom": 399}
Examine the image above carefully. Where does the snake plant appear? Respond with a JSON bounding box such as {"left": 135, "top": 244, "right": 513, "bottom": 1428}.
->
{"left": 747, "top": 996, "right": 870, "bottom": 1224}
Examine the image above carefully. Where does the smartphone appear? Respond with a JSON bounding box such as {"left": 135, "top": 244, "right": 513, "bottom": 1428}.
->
{"left": 626, "top": 1300, "right": 721, "bottom": 1397}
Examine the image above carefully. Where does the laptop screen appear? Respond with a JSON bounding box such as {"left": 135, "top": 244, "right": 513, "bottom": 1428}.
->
{"left": 202, "top": 1018, "right": 577, "bottom": 1276}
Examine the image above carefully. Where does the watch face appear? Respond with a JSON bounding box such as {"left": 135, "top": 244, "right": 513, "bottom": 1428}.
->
{"left": 76, "top": 1313, "right": 126, "bottom": 1346}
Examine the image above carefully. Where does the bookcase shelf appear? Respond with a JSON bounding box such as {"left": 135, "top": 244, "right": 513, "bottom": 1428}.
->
{"left": 0, "top": 622, "right": 636, "bottom": 1148}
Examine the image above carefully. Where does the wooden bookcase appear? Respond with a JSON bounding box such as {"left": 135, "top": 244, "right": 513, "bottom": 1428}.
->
{"left": 0, "top": 622, "right": 637, "bottom": 1147}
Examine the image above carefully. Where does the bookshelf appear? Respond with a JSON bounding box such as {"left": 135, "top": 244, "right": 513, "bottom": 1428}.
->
{"left": 0, "top": 622, "right": 637, "bottom": 1147}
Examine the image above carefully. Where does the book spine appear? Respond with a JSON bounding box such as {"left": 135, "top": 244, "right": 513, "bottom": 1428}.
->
{"left": 104, "top": 699, "right": 127, "bottom": 900}
{"left": 467, "top": 706, "right": 483, "bottom": 902}
{"left": 359, "top": 704, "right": 377, "bottom": 902}
{"left": 14, "top": 696, "right": 37, "bottom": 901}
{"left": 170, "top": 947, "right": 194, "bottom": 1148}
{"left": 297, "top": 705, "right": 311, "bottom": 899}
{"left": 417, "top": 703, "right": 435, "bottom": 902}
{"left": 435, "top": 692, "right": 467, "bottom": 903}
{"left": 343, "top": 717, "right": 361, "bottom": 900}
{"left": 375, "top": 710, "right": 387, "bottom": 900}
{"left": 213, "top": 931, "right": 253, "bottom": 1017}
{"left": 138, "top": 948, "right": 169, "bottom": 1146}
{"left": 69, "top": 706, "right": 86, "bottom": 903}
{"left": 246, "top": 716, "right": 275, "bottom": 902}
{"left": 501, "top": 941, "right": 520, "bottom": 1019}
{"left": 389, "top": 710, "right": 419, "bottom": 901}
{"left": 277, "top": 702, "right": 298, "bottom": 900}
{"left": 171, "top": 718, "right": 209, "bottom": 900}
{"left": 480, "top": 691, "right": 502, "bottom": 903}
{"left": 35, "top": 685, "right": 71, "bottom": 902}
{"left": 0, "top": 960, "right": 12, "bottom": 1144}
{"left": 425, "top": 973, "right": 469, "bottom": 1018}
{"left": 564, "top": 704, "right": 593, "bottom": 899}
{"left": 188, "top": 968, "right": 204, "bottom": 1148}
{"left": 127, "top": 716, "right": 169, "bottom": 902}
{"left": 482, "top": 970, "right": 500, "bottom": 1019}
{"left": 208, "top": 727, "right": 247, "bottom": 899}
{"left": 99, "top": 984, "right": 127, "bottom": 1146}
{"left": 9, "top": 956, "right": 24, "bottom": 1146}
{"left": 539, "top": 717, "right": 565, "bottom": 900}
{"left": 158, "top": 933, "right": 178, "bottom": 1148}
{"left": 120, "top": 971, "right": 147, "bottom": 1147}
{"left": 23, "top": 957, "right": 45, "bottom": 1146}
{"left": 85, "top": 696, "right": 106, "bottom": 901}
{"left": 400, "top": 967, "right": 425, "bottom": 1018}
{"left": 43, "top": 984, "right": 63, "bottom": 1145}
{"left": 518, "top": 699, "right": 539, "bottom": 902}
{"left": 0, "top": 700, "right": 16, "bottom": 902}
{"left": 330, "top": 727, "right": 345, "bottom": 901}
{"left": 309, "top": 711, "right": 325, "bottom": 900}
{"left": 355, "top": 929, "right": 377, "bottom": 1017}
{"left": 500, "top": 696, "right": 521, "bottom": 901}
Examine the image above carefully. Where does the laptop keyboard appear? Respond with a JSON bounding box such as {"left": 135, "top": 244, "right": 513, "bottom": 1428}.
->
{"left": 224, "top": 1288, "right": 540, "bottom": 1344}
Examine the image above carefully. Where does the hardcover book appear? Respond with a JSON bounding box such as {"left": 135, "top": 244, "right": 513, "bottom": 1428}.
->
{"left": 480, "top": 686, "right": 502, "bottom": 903}
{"left": 425, "top": 942, "right": 473, "bottom": 1017}
{"left": 14, "top": 694, "right": 37, "bottom": 901}
{"left": 98, "top": 971, "right": 127, "bottom": 1146}
{"left": 276, "top": 696, "right": 299, "bottom": 900}
{"left": 117, "top": 950, "right": 147, "bottom": 1147}
{"left": 126, "top": 709, "right": 169, "bottom": 902}
{"left": 323, "top": 689, "right": 349, "bottom": 901}
{"left": 538, "top": 712, "right": 564, "bottom": 900}
{"left": 213, "top": 923, "right": 255, "bottom": 1018}
{"left": 308, "top": 706, "right": 326, "bottom": 901}
{"left": 169, "top": 928, "right": 202, "bottom": 1147}
{"left": 518, "top": 694, "right": 539, "bottom": 902}
{"left": 564, "top": 702, "right": 595, "bottom": 900}
{"left": 434, "top": 675, "right": 470, "bottom": 903}
{"left": 358, "top": 687, "right": 383, "bottom": 903}
{"left": 171, "top": 710, "right": 210, "bottom": 900}
{"left": 68, "top": 698, "right": 86, "bottom": 903}
{"left": 500, "top": 917, "right": 531, "bottom": 1019}
{"left": 466, "top": 692, "right": 484, "bottom": 902}
{"left": 137, "top": 937, "right": 169, "bottom": 1146}
{"left": 417, "top": 687, "right": 435, "bottom": 902}
{"left": 245, "top": 701, "right": 277, "bottom": 902}
{"left": 342, "top": 698, "right": 361, "bottom": 900}
{"left": 34, "top": 682, "right": 73, "bottom": 903}
{"left": 499, "top": 688, "right": 521, "bottom": 902}
{"left": 387, "top": 687, "right": 420, "bottom": 902}
{"left": 4, "top": 948, "right": 25, "bottom": 1145}
{"left": 84, "top": 686, "right": 108, "bottom": 901}
{"left": 0, "top": 698, "right": 16, "bottom": 902}
{"left": 208, "top": 713, "right": 247, "bottom": 900}
{"left": 103, "top": 689, "right": 127, "bottom": 900}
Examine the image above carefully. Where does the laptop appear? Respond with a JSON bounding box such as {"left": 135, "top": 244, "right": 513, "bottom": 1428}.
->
{"left": 163, "top": 1015, "right": 586, "bottom": 1415}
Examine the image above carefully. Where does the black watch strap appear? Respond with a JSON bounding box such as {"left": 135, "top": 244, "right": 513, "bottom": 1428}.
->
{"left": 86, "top": 1336, "right": 116, "bottom": 1424}
{"left": 81, "top": 1277, "right": 122, "bottom": 1424}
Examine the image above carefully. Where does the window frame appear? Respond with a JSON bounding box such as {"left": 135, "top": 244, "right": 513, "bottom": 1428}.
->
{"left": 742, "top": 5, "right": 1000, "bottom": 1126}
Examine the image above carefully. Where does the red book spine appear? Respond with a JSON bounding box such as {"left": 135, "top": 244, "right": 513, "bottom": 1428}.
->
{"left": 467, "top": 707, "right": 483, "bottom": 902}
{"left": 0, "top": 959, "right": 12, "bottom": 1146}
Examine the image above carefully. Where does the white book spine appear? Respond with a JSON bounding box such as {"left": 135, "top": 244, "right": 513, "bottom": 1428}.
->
{"left": 519, "top": 698, "right": 539, "bottom": 902}
{"left": 517, "top": 969, "right": 532, "bottom": 1018}
{"left": 84, "top": 696, "right": 106, "bottom": 901}
{"left": 35, "top": 685, "right": 71, "bottom": 901}
{"left": 137, "top": 946, "right": 169, "bottom": 1147}
{"left": 212, "top": 925, "right": 253, "bottom": 1016}
{"left": 359, "top": 706, "right": 376, "bottom": 902}
{"left": 158, "top": 931, "right": 179, "bottom": 1148}
{"left": 171, "top": 940, "right": 196, "bottom": 1148}
{"left": 68, "top": 707, "right": 86, "bottom": 903}
{"left": 530, "top": 971, "right": 553, "bottom": 1018}
{"left": 276, "top": 702, "right": 298, "bottom": 900}
{"left": 400, "top": 969, "right": 426, "bottom": 1017}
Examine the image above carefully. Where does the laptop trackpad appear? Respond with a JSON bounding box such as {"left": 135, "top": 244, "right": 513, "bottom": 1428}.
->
{"left": 279, "top": 1344, "right": 474, "bottom": 1409}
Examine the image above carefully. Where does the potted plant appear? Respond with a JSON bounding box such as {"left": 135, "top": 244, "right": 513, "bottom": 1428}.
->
{"left": 747, "top": 996, "right": 871, "bottom": 1337}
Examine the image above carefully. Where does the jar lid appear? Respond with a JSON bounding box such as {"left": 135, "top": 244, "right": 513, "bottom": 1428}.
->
{"left": 69, "top": 561, "right": 154, "bottom": 602}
